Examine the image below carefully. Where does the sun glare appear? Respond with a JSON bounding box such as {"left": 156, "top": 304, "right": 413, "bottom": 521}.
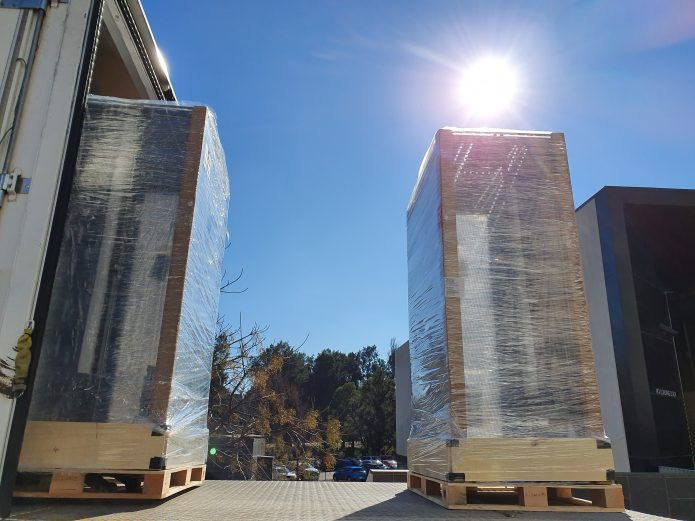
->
{"left": 459, "top": 56, "right": 519, "bottom": 118}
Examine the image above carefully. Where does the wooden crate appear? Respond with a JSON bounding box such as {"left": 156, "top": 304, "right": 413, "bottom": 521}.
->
{"left": 408, "top": 437, "right": 615, "bottom": 483}
{"left": 435, "top": 130, "right": 604, "bottom": 434}
{"left": 20, "top": 100, "right": 222, "bottom": 474}
{"left": 408, "top": 471, "right": 624, "bottom": 512}
{"left": 14, "top": 464, "right": 205, "bottom": 500}
{"left": 407, "top": 130, "right": 607, "bottom": 453}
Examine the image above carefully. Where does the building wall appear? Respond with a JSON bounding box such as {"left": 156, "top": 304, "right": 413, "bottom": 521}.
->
{"left": 394, "top": 341, "right": 411, "bottom": 460}
{"left": 576, "top": 199, "right": 630, "bottom": 471}
{"left": 616, "top": 472, "right": 695, "bottom": 520}
{"left": 576, "top": 186, "right": 695, "bottom": 472}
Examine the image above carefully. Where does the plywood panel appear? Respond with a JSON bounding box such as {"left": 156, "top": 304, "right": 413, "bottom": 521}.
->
{"left": 18, "top": 421, "right": 166, "bottom": 470}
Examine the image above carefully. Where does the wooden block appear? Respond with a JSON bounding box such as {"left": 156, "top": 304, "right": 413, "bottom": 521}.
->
{"left": 591, "top": 486, "right": 624, "bottom": 508}
{"left": 408, "top": 473, "right": 422, "bottom": 491}
{"left": 143, "top": 472, "right": 169, "bottom": 498}
{"left": 191, "top": 466, "right": 205, "bottom": 481}
{"left": 519, "top": 486, "right": 548, "bottom": 507}
{"left": 424, "top": 478, "right": 441, "bottom": 498}
{"left": 550, "top": 487, "right": 573, "bottom": 499}
{"left": 444, "top": 484, "right": 467, "bottom": 506}
{"left": 48, "top": 472, "right": 83, "bottom": 495}
{"left": 170, "top": 468, "right": 190, "bottom": 487}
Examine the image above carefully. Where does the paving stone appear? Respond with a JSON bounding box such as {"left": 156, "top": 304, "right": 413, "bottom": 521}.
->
{"left": 8, "top": 481, "right": 679, "bottom": 521}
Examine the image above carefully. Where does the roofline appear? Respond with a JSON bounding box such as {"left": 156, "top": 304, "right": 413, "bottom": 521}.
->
{"left": 441, "top": 127, "right": 557, "bottom": 137}
{"left": 576, "top": 185, "right": 695, "bottom": 212}
{"left": 126, "top": 0, "right": 176, "bottom": 100}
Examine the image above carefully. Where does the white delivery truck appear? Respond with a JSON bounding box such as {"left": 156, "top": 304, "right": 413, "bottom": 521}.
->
{"left": 0, "top": 0, "right": 174, "bottom": 512}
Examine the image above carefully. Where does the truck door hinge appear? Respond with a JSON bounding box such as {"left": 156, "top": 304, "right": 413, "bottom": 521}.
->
{"left": 0, "top": 168, "right": 29, "bottom": 207}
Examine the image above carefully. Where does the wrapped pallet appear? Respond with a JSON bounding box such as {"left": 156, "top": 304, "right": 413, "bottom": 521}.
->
{"left": 18, "top": 96, "right": 229, "bottom": 477}
{"left": 406, "top": 128, "right": 619, "bottom": 508}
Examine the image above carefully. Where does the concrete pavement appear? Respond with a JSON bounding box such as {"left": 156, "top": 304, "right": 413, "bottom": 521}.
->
{"left": 9, "top": 481, "right": 678, "bottom": 521}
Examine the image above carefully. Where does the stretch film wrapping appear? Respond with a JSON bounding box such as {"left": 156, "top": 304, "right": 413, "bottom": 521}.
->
{"left": 406, "top": 128, "right": 607, "bottom": 472}
{"left": 26, "top": 95, "right": 229, "bottom": 468}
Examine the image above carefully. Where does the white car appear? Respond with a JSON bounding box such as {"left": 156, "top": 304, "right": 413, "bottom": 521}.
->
{"left": 273, "top": 465, "right": 297, "bottom": 481}
{"left": 299, "top": 463, "right": 320, "bottom": 481}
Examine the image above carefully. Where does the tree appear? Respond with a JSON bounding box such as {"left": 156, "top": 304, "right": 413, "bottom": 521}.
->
{"left": 208, "top": 262, "right": 397, "bottom": 471}
{"left": 207, "top": 325, "right": 339, "bottom": 479}
{"left": 306, "top": 349, "right": 360, "bottom": 411}
{"left": 357, "top": 345, "right": 382, "bottom": 378}
{"left": 304, "top": 343, "right": 397, "bottom": 457}
{"left": 332, "top": 381, "right": 360, "bottom": 442}
{"left": 356, "top": 363, "right": 396, "bottom": 454}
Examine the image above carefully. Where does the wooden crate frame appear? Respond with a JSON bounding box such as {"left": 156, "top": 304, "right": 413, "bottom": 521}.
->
{"left": 408, "top": 471, "right": 624, "bottom": 512}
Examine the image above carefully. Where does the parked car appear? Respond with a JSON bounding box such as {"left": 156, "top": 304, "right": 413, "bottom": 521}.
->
{"left": 361, "top": 459, "right": 388, "bottom": 471}
{"left": 332, "top": 465, "right": 368, "bottom": 482}
{"left": 273, "top": 465, "right": 297, "bottom": 481}
{"left": 335, "top": 458, "right": 362, "bottom": 469}
{"left": 379, "top": 455, "right": 398, "bottom": 469}
{"left": 298, "top": 462, "right": 320, "bottom": 481}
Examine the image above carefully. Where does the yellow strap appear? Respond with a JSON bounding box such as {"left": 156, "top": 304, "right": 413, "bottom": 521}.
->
{"left": 13, "top": 327, "right": 32, "bottom": 383}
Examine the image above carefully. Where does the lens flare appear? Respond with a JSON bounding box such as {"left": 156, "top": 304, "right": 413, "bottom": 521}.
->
{"left": 459, "top": 56, "right": 518, "bottom": 118}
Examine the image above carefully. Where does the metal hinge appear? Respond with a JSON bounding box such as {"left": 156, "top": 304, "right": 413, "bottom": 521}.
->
{"left": 0, "top": 168, "right": 29, "bottom": 207}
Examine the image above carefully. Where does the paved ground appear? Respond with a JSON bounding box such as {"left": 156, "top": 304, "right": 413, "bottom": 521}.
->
{"left": 9, "top": 482, "right": 677, "bottom": 521}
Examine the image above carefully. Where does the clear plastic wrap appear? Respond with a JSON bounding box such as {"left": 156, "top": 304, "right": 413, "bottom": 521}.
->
{"left": 406, "top": 128, "right": 609, "bottom": 479}
{"left": 23, "top": 95, "right": 229, "bottom": 470}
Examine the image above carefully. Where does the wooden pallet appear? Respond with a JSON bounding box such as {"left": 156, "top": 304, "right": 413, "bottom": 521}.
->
{"left": 407, "top": 472, "right": 624, "bottom": 512}
{"left": 13, "top": 464, "right": 205, "bottom": 500}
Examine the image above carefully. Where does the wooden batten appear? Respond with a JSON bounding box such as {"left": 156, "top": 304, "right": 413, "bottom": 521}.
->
{"left": 149, "top": 105, "right": 207, "bottom": 425}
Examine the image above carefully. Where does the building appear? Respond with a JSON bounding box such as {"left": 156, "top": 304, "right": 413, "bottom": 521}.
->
{"left": 577, "top": 186, "right": 695, "bottom": 472}
{"left": 394, "top": 341, "right": 411, "bottom": 463}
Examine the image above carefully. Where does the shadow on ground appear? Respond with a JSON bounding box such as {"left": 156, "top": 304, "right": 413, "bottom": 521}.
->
{"left": 336, "top": 490, "right": 637, "bottom": 521}
{"left": 10, "top": 497, "right": 169, "bottom": 521}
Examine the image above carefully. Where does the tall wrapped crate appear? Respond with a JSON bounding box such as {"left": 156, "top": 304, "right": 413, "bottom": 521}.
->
{"left": 406, "top": 128, "right": 615, "bottom": 488}
{"left": 19, "top": 96, "right": 229, "bottom": 474}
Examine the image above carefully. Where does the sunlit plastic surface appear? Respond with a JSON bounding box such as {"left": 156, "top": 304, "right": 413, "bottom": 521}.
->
{"left": 27, "top": 95, "right": 229, "bottom": 466}
{"left": 406, "top": 128, "right": 607, "bottom": 468}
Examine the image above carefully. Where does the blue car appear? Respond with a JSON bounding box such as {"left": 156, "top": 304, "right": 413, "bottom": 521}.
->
{"left": 332, "top": 465, "right": 367, "bottom": 482}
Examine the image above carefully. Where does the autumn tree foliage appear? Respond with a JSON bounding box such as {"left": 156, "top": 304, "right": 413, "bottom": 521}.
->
{"left": 206, "top": 281, "right": 397, "bottom": 479}
{"left": 207, "top": 320, "right": 339, "bottom": 478}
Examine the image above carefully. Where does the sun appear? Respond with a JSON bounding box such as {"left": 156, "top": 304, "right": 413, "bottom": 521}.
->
{"left": 459, "top": 56, "right": 519, "bottom": 118}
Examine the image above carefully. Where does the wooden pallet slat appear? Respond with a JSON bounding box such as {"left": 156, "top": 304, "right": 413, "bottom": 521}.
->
{"left": 407, "top": 471, "right": 624, "bottom": 512}
{"left": 14, "top": 464, "right": 205, "bottom": 500}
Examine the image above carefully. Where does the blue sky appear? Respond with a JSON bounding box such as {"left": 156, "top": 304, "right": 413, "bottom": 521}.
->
{"left": 142, "top": 0, "right": 695, "bottom": 358}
